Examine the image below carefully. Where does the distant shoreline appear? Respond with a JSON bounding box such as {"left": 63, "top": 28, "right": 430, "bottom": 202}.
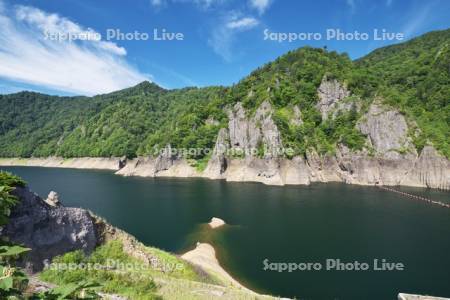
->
{"left": 1, "top": 156, "right": 449, "bottom": 191}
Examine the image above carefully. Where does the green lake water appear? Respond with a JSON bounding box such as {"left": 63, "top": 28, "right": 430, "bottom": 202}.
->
{"left": 2, "top": 166, "right": 450, "bottom": 300}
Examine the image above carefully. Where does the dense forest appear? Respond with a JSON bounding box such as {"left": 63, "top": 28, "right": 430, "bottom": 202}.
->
{"left": 0, "top": 29, "right": 448, "bottom": 160}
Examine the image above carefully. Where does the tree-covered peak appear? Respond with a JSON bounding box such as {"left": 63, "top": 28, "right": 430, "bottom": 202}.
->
{"left": 0, "top": 29, "right": 448, "bottom": 159}
{"left": 228, "top": 46, "right": 354, "bottom": 111}
{"left": 357, "top": 28, "right": 450, "bottom": 66}
{"left": 98, "top": 80, "right": 166, "bottom": 99}
{"left": 133, "top": 80, "right": 165, "bottom": 92}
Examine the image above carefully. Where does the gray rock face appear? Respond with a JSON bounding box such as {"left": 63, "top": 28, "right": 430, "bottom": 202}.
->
{"left": 227, "top": 101, "right": 282, "bottom": 158}
{"left": 203, "top": 128, "right": 229, "bottom": 179}
{"left": 198, "top": 99, "right": 449, "bottom": 189}
{"left": 280, "top": 156, "right": 310, "bottom": 185}
{"left": 254, "top": 101, "right": 283, "bottom": 158}
{"left": 291, "top": 106, "right": 303, "bottom": 126}
{"left": 334, "top": 144, "right": 381, "bottom": 185}
{"left": 305, "top": 149, "right": 342, "bottom": 182}
{"left": 332, "top": 142, "right": 450, "bottom": 189}
{"left": 225, "top": 157, "right": 285, "bottom": 185}
{"left": 10, "top": 89, "right": 445, "bottom": 190}
{"left": 1, "top": 187, "right": 98, "bottom": 271}
{"left": 118, "top": 156, "right": 127, "bottom": 169}
{"left": 316, "top": 77, "right": 350, "bottom": 120}
{"left": 227, "top": 102, "right": 251, "bottom": 150}
{"left": 358, "top": 103, "right": 417, "bottom": 159}
{"left": 402, "top": 146, "right": 450, "bottom": 190}
{"left": 45, "top": 191, "right": 60, "bottom": 207}
{"left": 155, "top": 144, "right": 176, "bottom": 172}
{"left": 116, "top": 144, "right": 180, "bottom": 177}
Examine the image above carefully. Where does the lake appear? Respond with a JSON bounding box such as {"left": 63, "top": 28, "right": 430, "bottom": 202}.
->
{"left": 2, "top": 166, "right": 450, "bottom": 300}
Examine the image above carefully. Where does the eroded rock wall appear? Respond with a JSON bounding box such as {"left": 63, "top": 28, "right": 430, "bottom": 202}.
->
{"left": 1, "top": 78, "right": 448, "bottom": 189}
{"left": 1, "top": 187, "right": 98, "bottom": 271}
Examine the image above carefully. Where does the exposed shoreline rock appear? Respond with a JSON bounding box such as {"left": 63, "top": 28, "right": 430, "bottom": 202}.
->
{"left": 0, "top": 99, "right": 448, "bottom": 190}
{"left": 1, "top": 147, "right": 449, "bottom": 190}
{"left": 208, "top": 217, "right": 226, "bottom": 229}
{"left": 0, "top": 157, "right": 121, "bottom": 170}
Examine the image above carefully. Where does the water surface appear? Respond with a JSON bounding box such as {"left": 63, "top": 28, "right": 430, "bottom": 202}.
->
{"left": 2, "top": 166, "right": 450, "bottom": 300}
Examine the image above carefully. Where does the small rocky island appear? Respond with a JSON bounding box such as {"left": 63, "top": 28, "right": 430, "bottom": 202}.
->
{"left": 209, "top": 217, "right": 226, "bottom": 229}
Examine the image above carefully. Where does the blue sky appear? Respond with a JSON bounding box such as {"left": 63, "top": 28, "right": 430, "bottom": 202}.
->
{"left": 0, "top": 0, "right": 449, "bottom": 96}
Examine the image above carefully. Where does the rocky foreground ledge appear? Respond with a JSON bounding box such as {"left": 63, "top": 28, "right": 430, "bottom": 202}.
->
{"left": 0, "top": 184, "right": 278, "bottom": 299}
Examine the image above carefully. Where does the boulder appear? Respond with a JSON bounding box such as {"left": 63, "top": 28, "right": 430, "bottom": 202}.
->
{"left": 208, "top": 217, "right": 226, "bottom": 229}
{"left": 45, "top": 191, "right": 60, "bottom": 207}
{"left": 1, "top": 186, "right": 98, "bottom": 272}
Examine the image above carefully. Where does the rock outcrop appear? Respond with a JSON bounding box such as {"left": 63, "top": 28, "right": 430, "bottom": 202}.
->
{"left": 280, "top": 156, "right": 310, "bottom": 185}
{"left": 357, "top": 102, "right": 417, "bottom": 159}
{"left": 291, "top": 105, "right": 303, "bottom": 126}
{"left": 1, "top": 86, "right": 449, "bottom": 190}
{"left": 227, "top": 101, "right": 282, "bottom": 158}
{"left": 208, "top": 217, "right": 226, "bottom": 229}
{"left": 227, "top": 102, "right": 253, "bottom": 151}
{"left": 225, "top": 157, "right": 285, "bottom": 185}
{"left": 253, "top": 100, "right": 283, "bottom": 158}
{"left": 316, "top": 77, "right": 350, "bottom": 120}
{"left": 401, "top": 146, "right": 450, "bottom": 190}
{"left": 1, "top": 187, "right": 98, "bottom": 271}
{"left": 116, "top": 144, "right": 200, "bottom": 178}
{"left": 203, "top": 128, "right": 229, "bottom": 179}
{"left": 44, "top": 191, "right": 60, "bottom": 207}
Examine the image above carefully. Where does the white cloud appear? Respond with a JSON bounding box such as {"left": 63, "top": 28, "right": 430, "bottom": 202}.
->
{"left": 151, "top": 0, "right": 225, "bottom": 9}
{"left": 15, "top": 5, "right": 127, "bottom": 56}
{"left": 249, "top": 0, "right": 271, "bottom": 14}
{"left": 0, "top": 2, "right": 148, "bottom": 95}
{"left": 209, "top": 14, "right": 259, "bottom": 61}
{"left": 226, "top": 17, "right": 258, "bottom": 29}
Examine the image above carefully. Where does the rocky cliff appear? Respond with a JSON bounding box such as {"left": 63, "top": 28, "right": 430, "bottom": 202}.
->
{"left": 1, "top": 77, "right": 448, "bottom": 190}
{"left": 118, "top": 77, "right": 448, "bottom": 190}
{"left": 198, "top": 78, "right": 449, "bottom": 189}
{"left": 1, "top": 187, "right": 98, "bottom": 271}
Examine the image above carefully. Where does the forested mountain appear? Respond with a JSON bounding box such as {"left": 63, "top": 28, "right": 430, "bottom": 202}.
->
{"left": 0, "top": 29, "right": 449, "bottom": 160}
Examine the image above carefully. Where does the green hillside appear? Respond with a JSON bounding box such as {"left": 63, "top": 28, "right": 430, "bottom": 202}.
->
{"left": 0, "top": 29, "right": 449, "bottom": 159}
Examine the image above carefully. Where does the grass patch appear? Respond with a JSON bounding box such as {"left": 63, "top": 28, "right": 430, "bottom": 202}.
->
{"left": 39, "top": 240, "right": 214, "bottom": 299}
{"left": 40, "top": 241, "right": 160, "bottom": 299}
{"left": 189, "top": 154, "right": 211, "bottom": 172}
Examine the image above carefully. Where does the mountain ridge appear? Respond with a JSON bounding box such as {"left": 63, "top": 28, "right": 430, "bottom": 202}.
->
{"left": 0, "top": 29, "right": 448, "bottom": 170}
